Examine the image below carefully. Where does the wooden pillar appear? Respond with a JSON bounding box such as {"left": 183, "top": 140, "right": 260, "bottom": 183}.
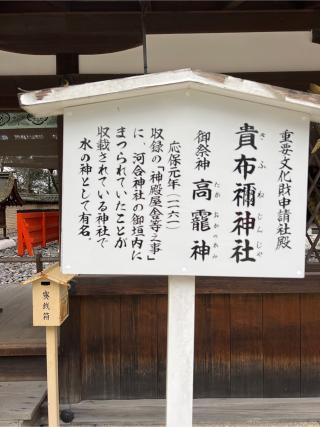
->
{"left": 166, "top": 275, "right": 195, "bottom": 427}
{"left": 55, "top": 53, "right": 79, "bottom": 257}
{"left": 46, "top": 326, "right": 60, "bottom": 426}
{"left": 0, "top": 206, "right": 6, "bottom": 238}
{"left": 56, "top": 53, "right": 81, "bottom": 405}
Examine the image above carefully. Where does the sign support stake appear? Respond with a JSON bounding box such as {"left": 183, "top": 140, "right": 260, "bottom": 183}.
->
{"left": 46, "top": 325, "right": 60, "bottom": 427}
{"left": 166, "top": 275, "right": 195, "bottom": 427}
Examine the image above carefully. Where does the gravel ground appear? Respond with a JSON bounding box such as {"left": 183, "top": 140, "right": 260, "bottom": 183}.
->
{"left": 0, "top": 235, "right": 59, "bottom": 288}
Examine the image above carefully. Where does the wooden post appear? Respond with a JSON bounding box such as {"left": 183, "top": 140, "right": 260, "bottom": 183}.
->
{"left": 35, "top": 250, "right": 43, "bottom": 273}
{"left": 42, "top": 212, "right": 46, "bottom": 248}
{"left": 46, "top": 326, "right": 60, "bottom": 427}
{"left": 17, "top": 212, "right": 24, "bottom": 256}
{"left": 166, "top": 275, "right": 195, "bottom": 427}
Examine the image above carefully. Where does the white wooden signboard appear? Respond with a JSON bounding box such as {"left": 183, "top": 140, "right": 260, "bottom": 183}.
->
{"left": 19, "top": 69, "right": 320, "bottom": 427}
{"left": 62, "top": 89, "right": 309, "bottom": 278}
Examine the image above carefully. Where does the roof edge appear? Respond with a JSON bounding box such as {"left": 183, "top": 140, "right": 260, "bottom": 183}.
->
{"left": 18, "top": 69, "right": 320, "bottom": 123}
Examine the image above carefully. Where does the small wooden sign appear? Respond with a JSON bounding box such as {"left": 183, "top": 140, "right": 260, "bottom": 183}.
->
{"left": 22, "top": 263, "right": 74, "bottom": 327}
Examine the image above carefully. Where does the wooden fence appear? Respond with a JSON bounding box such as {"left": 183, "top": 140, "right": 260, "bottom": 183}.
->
{"left": 17, "top": 209, "right": 59, "bottom": 256}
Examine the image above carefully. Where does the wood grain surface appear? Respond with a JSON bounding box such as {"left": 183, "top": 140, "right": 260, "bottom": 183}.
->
{"left": 60, "top": 291, "right": 320, "bottom": 402}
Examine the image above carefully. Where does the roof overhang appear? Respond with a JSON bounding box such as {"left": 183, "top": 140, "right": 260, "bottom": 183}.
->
{"left": 18, "top": 69, "right": 320, "bottom": 123}
{"left": 22, "top": 263, "right": 75, "bottom": 286}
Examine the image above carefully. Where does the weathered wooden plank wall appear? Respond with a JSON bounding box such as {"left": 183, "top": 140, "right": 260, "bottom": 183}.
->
{"left": 301, "top": 295, "right": 320, "bottom": 396}
{"left": 81, "top": 297, "right": 120, "bottom": 399}
{"left": 59, "top": 287, "right": 320, "bottom": 403}
{"left": 194, "top": 295, "right": 230, "bottom": 398}
{"left": 230, "top": 295, "right": 263, "bottom": 397}
{"left": 0, "top": 356, "right": 46, "bottom": 381}
{"left": 263, "top": 295, "right": 301, "bottom": 397}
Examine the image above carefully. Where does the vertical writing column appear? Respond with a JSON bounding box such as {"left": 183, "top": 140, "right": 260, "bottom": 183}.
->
{"left": 166, "top": 140, "right": 181, "bottom": 233}
{"left": 114, "top": 126, "right": 128, "bottom": 251}
{"left": 276, "top": 129, "right": 294, "bottom": 251}
{"left": 131, "top": 127, "right": 146, "bottom": 261}
{"left": 96, "top": 126, "right": 111, "bottom": 248}
{"left": 149, "top": 128, "right": 165, "bottom": 261}
{"left": 231, "top": 123, "right": 259, "bottom": 263}
{"left": 190, "top": 130, "right": 217, "bottom": 263}
{"left": 78, "top": 137, "right": 93, "bottom": 240}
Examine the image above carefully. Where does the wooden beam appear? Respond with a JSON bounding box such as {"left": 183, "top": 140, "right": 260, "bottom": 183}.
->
{"left": 56, "top": 54, "right": 79, "bottom": 76}
{"left": 223, "top": 1, "right": 246, "bottom": 10}
{"left": 3, "top": 157, "right": 58, "bottom": 169}
{"left": 70, "top": 271, "right": 320, "bottom": 296}
{"left": 55, "top": 53, "right": 79, "bottom": 258}
{"left": 0, "top": 140, "right": 58, "bottom": 156}
{"left": 0, "top": 9, "right": 320, "bottom": 54}
{"left": 146, "top": 9, "right": 320, "bottom": 33}
{"left": 0, "top": 1, "right": 141, "bottom": 14}
{"left": 0, "top": 13, "right": 142, "bottom": 54}
{"left": 312, "top": 28, "right": 320, "bottom": 45}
